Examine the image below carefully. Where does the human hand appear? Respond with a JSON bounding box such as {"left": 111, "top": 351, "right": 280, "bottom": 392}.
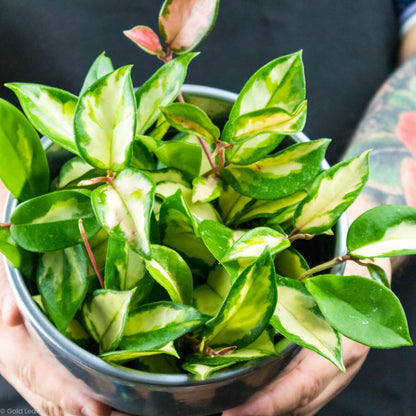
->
{"left": 222, "top": 257, "right": 391, "bottom": 416}
{"left": 0, "top": 182, "right": 128, "bottom": 416}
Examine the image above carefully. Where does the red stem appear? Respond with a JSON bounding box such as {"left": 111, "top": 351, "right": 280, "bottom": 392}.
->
{"left": 0, "top": 222, "right": 11, "bottom": 228}
{"left": 78, "top": 219, "right": 104, "bottom": 289}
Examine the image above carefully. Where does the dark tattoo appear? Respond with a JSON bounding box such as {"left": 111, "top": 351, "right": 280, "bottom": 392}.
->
{"left": 345, "top": 55, "right": 416, "bottom": 208}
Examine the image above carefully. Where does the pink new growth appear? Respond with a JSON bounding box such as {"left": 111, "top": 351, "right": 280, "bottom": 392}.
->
{"left": 123, "top": 26, "right": 165, "bottom": 56}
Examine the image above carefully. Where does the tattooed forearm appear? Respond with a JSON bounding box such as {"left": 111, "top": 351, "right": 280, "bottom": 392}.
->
{"left": 345, "top": 55, "right": 416, "bottom": 208}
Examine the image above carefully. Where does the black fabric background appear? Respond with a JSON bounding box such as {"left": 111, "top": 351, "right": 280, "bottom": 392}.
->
{"left": 1, "top": 1, "right": 414, "bottom": 415}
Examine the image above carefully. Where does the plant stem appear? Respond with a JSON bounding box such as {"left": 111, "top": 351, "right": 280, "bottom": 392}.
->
{"left": 78, "top": 219, "right": 104, "bottom": 289}
{"left": 0, "top": 222, "right": 11, "bottom": 228}
{"left": 77, "top": 171, "right": 115, "bottom": 187}
{"left": 288, "top": 233, "right": 315, "bottom": 243}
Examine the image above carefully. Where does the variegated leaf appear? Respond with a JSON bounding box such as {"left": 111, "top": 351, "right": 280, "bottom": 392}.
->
{"left": 222, "top": 139, "right": 329, "bottom": 200}
{"left": 6, "top": 83, "right": 78, "bottom": 154}
{"left": 123, "top": 25, "right": 165, "bottom": 57}
{"left": 182, "top": 362, "right": 236, "bottom": 380}
{"left": 83, "top": 289, "right": 134, "bottom": 353}
{"left": 193, "top": 264, "right": 231, "bottom": 316}
{"left": 80, "top": 52, "right": 114, "bottom": 96}
{"left": 10, "top": 190, "right": 100, "bottom": 252}
{"left": 91, "top": 169, "right": 155, "bottom": 259}
{"left": 226, "top": 132, "right": 285, "bottom": 165}
{"left": 74, "top": 66, "right": 136, "bottom": 171}
{"left": 192, "top": 176, "right": 222, "bottom": 203}
{"left": 120, "top": 301, "right": 207, "bottom": 350}
{"left": 202, "top": 248, "right": 277, "bottom": 348}
{"left": 236, "top": 190, "right": 307, "bottom": 225}
{"left": 274, "top": 247, "right": 309, "bottom": 280}
{"left": 0, "top": 99, "right": 49, "bottom": 201}
{"left": 228, "top": 50, "right": 305, "bottom": 119}
{"left": 37, "top": 244, "right": 88, "bottom": 333}
{"left": 187, "top": 330, "right": 277, "bottom": 366}
{"left": 218, "top": 183, "right": 253, "bottom": 226}
{"left": 135, "top": 355, "right": 182, "bottom": 374}
{"left": 100, "top": 341, "right": 179, "bottom": 364}
{"left": 135, "top": 53, "right": 197, "bottom": 134}
{"left": 270, "top": 276, "right": 344, "bottom": 370}
{"left": 226, "top": 101, "right": 307, "bottom": 144}
{"left": 347, "top": 205, "right": 416, "bottom": 258}
{"left": 162, "top": 102, "right": 220, "bottom": 143}
{"left": 145, "top": 168, "right": 190, "bottom": 187}
{"left": 145, "top": 244, "right": 193, "bottom": 305}
{"left": 0, "top": 227, "right": 34, "bottom": 278}
{"left": 294, "top": 151, "right": 370, "bottom": 235}
{"left": 221, "top": 227, "right": 290, "bottom": 280}
{"left": 105, "top": 236, "right": 154, "bottom": 305}
{"left": 159, "top": 0, "right": 220, "bottom": 54}
{"left": 55, "top": 156, "right": 105, "bottom": 189}
{"left": 305, "top": 274, "right": 412, "bottom": 348}
{"left": 159, "top": 190, "right": 215, "bottom": 271}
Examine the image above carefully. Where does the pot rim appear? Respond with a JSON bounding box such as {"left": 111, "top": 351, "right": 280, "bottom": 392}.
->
{"left": 2, "top": 83, "right": 348, "bottom": 387}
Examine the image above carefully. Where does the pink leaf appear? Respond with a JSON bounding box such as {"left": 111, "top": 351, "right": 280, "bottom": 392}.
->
{"left": 401, "top": 158, "right": 416, "bottom": 208}
{"left": 123, "top": 26, "right": 165, "bottom": 57}
{"left": 396, "top": 112, "right": 416, "bottom": 159}
{"left": 159, "top": 0, "right": 219, "bottom": 54}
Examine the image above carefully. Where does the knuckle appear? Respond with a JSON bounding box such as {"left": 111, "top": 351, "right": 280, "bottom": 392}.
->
{"left": 17, "top": 360, "right": 37, "bottom": 391}
{"left": 40, "top": 400, "right": 65, "bottom": 416}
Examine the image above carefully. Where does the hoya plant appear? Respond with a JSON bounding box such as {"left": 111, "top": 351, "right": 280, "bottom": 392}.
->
{"left": 0, "top": 0, "right": 415, "bottom": 379}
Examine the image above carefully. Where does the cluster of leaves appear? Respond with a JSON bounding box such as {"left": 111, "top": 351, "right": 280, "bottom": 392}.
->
{"left": 0, "top": 0, "right": 415, "bottom": 380}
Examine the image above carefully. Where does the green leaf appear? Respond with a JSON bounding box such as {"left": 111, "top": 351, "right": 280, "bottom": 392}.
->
{"left": 294, "top": 151, "right": 369, "bottom": 234}
{"left": 162, "top": 102, "right": 220, "bottom": 143}
{"left": 145, "top": 168, "right": 190, "bottom": 187}
{"left": 159, "top": 190, "right": 215, "bottom": 271}
{"left": 91, "top": 168, "right": 155, "bottom": 259}
{"left": 274, "top": 247, "right": 309, "bottom": 280}
{"left": 202, "top": 248, "right": 277, "bottom": 348}
{"left": 83, "top": 289, "right": 134, "bottom": 353}
{"left": 135, "top": 53, "right": 198, "bottom": 134}
{"left": 37, "top": 244, "right": 88, "bottom": 333}
{"left": 192, "top": 176, "right": 222, "bottom": 203}
{"left": 228, "top": 51, "right": 305, "bottom": 119}
{"left": 10, "top": 190, "right": 100, "bottom": 252}
{"left": 0, "top": 227, "right": 34, "bottom": 277}
{"left": 145, "top": 244, "right": 193, "bottom": 305}
{"left": 100, "top": 341, "right": 179, "bottom": 364}
{"left": 6, "top": 83, "right": 78, "bottom": 154}
{"left": 305, "top": 274, "right": 412, "bottom": 348}
{"left": 193, "top": 264, "right": 231, "bottom": 316}
{"left": 80, "top": 51, "right": 114, "bottom": 96}
{"left": 0, "top": 99, "right": 49, "bottom": 201}
{"left": 130, "top": 139, "right": 157, "bottom": 171}
{"left": 270, "top": 276, "right": 344, "bottom": 371}
{"left": 347, "top": 205, "right": 416, "bottom": 258}
{"left": 105, "top": 236, "right": 154, "bottom": 304}
{"left": 55, "top": 157, "right": 105, "bottom": 190}
{"left": 74, "top": 66, "right": 136, "bottom": 171}
{"left": 226, "top": 101, "right": 307, "bottom": 144}
{"left": 120, "top": 301, "right": 207, "bottom": 350}
{"left": 367, "top": 263, "right": 390, "bottom": 288}
{"left": 222, "top": 139, "right": 329, "bottom": 200}
{"left": 159, "top": 0, "right": 220, "bottom": 54}
{"left": 154, "top": 139, "right": 202, "bottom": 179}
{"left": 221, "top": 227, "right": 290, "bottom": 280}
{"left": 199, "top": 220, "right": 235, "bottom": 261}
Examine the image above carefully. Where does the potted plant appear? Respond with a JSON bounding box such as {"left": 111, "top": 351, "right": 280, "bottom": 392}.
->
{"left": 0, "top": 1, "right": 415, "bottom": 415}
